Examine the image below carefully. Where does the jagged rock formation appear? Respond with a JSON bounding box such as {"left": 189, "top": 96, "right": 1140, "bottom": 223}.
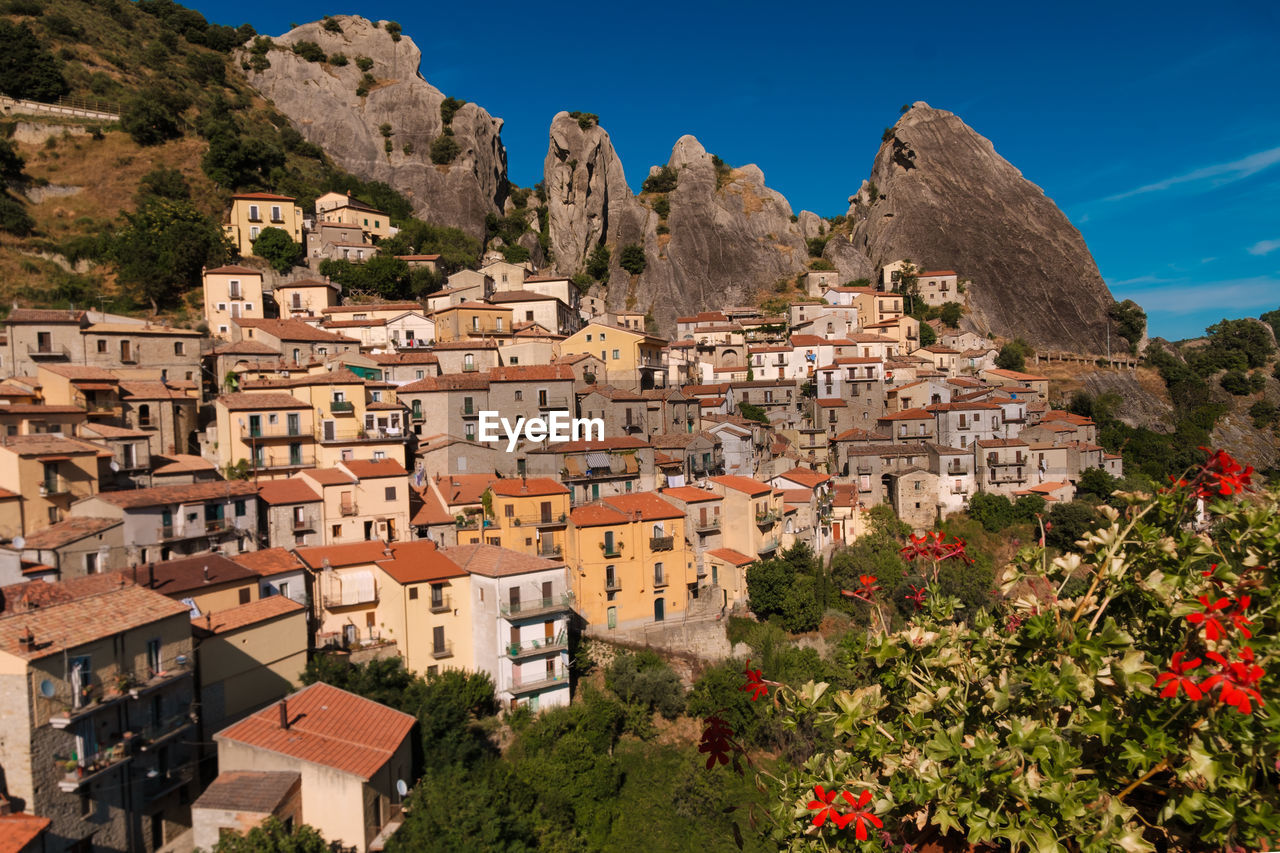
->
{"left": 238, "top": 16, "right": 507, "bottom": 237}
{"left": 544, "top": 124, "right": 817, "bottom": 332}
{"left": 849, "top": 102, "right": 1117, "bottom": 353}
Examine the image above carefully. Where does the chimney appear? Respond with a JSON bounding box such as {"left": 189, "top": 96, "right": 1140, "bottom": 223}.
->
{"left": 279, "top": 698, "right": 289, "bottom": 730}
{"left": 148, "top": 562, "right": 155, "bottom": 589}
{"left": 202, "top": 565, "right": 210, "bottom": 584}
{"left": 18, "top": 627, "right": 34, "bottom": 650}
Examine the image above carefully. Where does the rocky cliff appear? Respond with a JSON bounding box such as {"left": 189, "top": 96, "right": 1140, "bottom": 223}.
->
{"left": 543, "top": 120, "right": 830, "bottom": 331}
{"left": 238, "top": 16, "right": 507, "bottom": 237}
{"left": 848, "top": 102, "right": 1116, "bottom": 353}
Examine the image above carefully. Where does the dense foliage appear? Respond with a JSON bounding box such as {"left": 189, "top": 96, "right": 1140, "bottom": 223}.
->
{"left": 252, "top": 226, "right": 303, "bottom": 272}
{"left": 0, "top": 21, "right": 69, "bottom": 102}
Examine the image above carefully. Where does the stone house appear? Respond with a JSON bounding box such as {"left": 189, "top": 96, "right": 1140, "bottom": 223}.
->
{"left": 4, "top": 308, "right": 88, "bottom": 376}
{"left": 18, "top": 516, "right": 124, "bottom": 580}
{"left": 928, "top": 401, "right": 1005, "bottom": 449}
{"left": 118, "top": 380, "right": 200, "bottom": 459}
{"left": 975, "top": 438, "right": 1031, "bottom": 496}
{"left": 274, "top": 277, "right": 341, "bottom": 319}
{"left": 0, "top": 434, "right": 106, "bottom": 534}
{"left": 525, "top": 437, "right": 656, "bottom": 506}
{"left": 81, "top": 322, "right": 203, "bottom": 383}
{"left": 877, "top": 408, "right": 936, "bottom": 444}
{"left": 256, "top": 478, "right": 324, "bottom": 550}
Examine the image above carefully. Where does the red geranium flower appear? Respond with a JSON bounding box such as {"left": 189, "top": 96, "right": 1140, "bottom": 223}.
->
{"left": 1194, "top": 447, "right": 1254, "bottom": 499}
{"left": 741, "top": 659, "right": 769, "bottom": 702}
{"left": 1186, "top": 595, "right": 1232, "bottom": 641}
{"left": 1229, "top": 596, "right": 1254, "bottom": 639}
{"left": 1155, "top": 652, "right": 1203, "bottom": 700}
{"left": 904, "top": 584, "right": 927, "bottom": 611}
{"left": 806, "top": 785, "right": 840, "bottom": 827}
{"left": 1202, "top": 648, "right": 1265, "bottom": 714}
{"left": 838, "top": 790, "right": 883, "bottom": 840}
{"left": 841, "top": 575, "right": 881, "bottom": 602}
{"left": 698, "top": 714, "right": 738, "bottom": 769}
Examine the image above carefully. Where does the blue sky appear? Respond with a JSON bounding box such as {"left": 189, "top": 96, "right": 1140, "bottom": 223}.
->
{"left": 192, "top": 0, "right": 1280, "bottom": 341}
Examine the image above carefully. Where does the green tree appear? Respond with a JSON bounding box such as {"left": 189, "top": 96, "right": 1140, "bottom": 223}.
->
{"left": 1076, "top": 467, "right": 1121, "bottom": 501}
{"left": 745, "top": 558, "right": 792, "bottom": 618}
{"left": 641, "top": 165, "right": 678, "bottom": 194}
{"left": 605, "top": 649, "right": 685, "bottom": 720}
{"left": 385, "top": 20, "right": 402, "bottom": 40}
{"left": 966, "top": 491, "right": 1015, "bottom": 532}
{"left": 136, "top": 167, "right": 190, "bottom": 201}
{"left": 121, "top": 87, "right": 186, "bottom": 146}
{"left": 1260, "top": 307, "right": 1280, "bottom": 343}
{"left": 737, "top": 402, "right": 769, "bottom": 424}
{"left": 0, "top": 21, "right": 68, "bottom": 102}
{"left": 585, "top": 244, "right": 611, "bottom": 281}
{"left": 252, "top": 226, "right": 303, "bottom": 273}
{"left": 1206, "top": 318, "right": 1274, "bottom": 369}
{"left": 918, "top": 321, "right": 937, "bottom": 348}
{"left": 0, "top": 195, "right": 35, "bottom": 237}
{"left": 1108, "top": 299, "right": 1146, "bottom": 353}
{"left": 429, "top": 134, "right": 460, "bottom": 165}
{"left": 780, "top": 574, "right": 822, "bottom": 632}
{"left": 201, "top": 131, "right": 285, "bottom": 189}
{"left": 995, "top": 338, "right": 1031, "bottom": 371}
{"left": 939, "top": 301, "right": 962, "bottom": 328}
{"left": 439, "top": 97, "right": 466, "bottom": 126}
{"left": 112, "top": 196, "right": 230, "bottom": 312}
{"left": 1045, "top": 500, "right": 1098, "bottom": 551}
{"left": 618, "top": 244, "right": 647, "bottom": 276}
{"left": 0, "top": 139, "right": 26, "bottom": 188}
{"left": 213, "top": 817, "right": 329, "bottom": 852}
{"left": 290, "top": 40, "right": 325, "bottom": 62}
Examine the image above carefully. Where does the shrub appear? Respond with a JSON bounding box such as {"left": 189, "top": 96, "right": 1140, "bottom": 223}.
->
{"left": 440, "top": 96, "right": 465, "bottom": 126}
{"left": 252, "top": 227, "right": 303, "bottom": 273}
{"left": 966, "top": 491, "right": 1015, "bottom": 532}
{"left": 328, "top": 52, "right": 348, "bottom": 67}
{"left": 354, "top": 55, "right": 374, "bottom": 72}
{"left": 0, "top": 139, "right": 27, "bottom": 188}
{"left": 322, "top": 16, "right": 343, "bottom": 33}
{"left": 618, "top": 244, "right": 646, "bottom": 276}
{"left": 500, "top": 243, "right": 529, "bottom": 264}
{"left": 121, "top": 87, "right": 186, "bottom": 146}
{"left": 385, "top": 21, "right": 401, "bottom": 40}
{"left": 585, "top": 244, "right": 610, "bottom": 281}
{"left": 1109, "top": 298, "right": 1147, "bottom": 353}
{"left": 0, "top": 193, "right": 35, "bottom": 236}
{"left": 137, "top": 167, "right": 190, "bottom": 201}
{"left": 939, "top": 301, "right": 962, "bottom": 328}
{"left": 291, "top": 40, "right": 325, "bottom": 63}
{"left": 918, "top": 321, "right": 936, "bottom": 347}
{"left": 995, "top": 337, "right": 1032, "bottom": 371}
{"left": 641, "top": 165, "right": 678, "bottom": 194}
{"left": 568, "top": 110, "right": 598, "bottom": 130}
{"left": 1249, "top": 399, "right": 1278, "bottom": 429}
{"left": 1220, "top": 369, "right": 1251, "bottom": 396}
{"left": 651, "top": 196, "right": 670, "bottom": 219}
{"left": 0, "top": 21, "right": 68, "bottom": 102}
{"left": 605, "top": 650, "right": 685, "bottom": 720}
{"left": 806, "top": 236, "right": 828, "bottom": 257}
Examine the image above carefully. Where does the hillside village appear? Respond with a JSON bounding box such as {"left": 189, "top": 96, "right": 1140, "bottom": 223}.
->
{"left": 0, "top": 177, "right": 1140, "bottom": 852}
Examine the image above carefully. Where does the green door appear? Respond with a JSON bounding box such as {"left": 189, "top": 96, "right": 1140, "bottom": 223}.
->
{"left": 607, "top": 606, "right": 617, "bottom": 629}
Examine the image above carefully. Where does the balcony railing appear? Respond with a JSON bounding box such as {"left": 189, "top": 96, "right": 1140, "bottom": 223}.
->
{"left": 537, "top": 397, "right": 570, "bottom": 410}
{"left": 757, "top": 537, "right": 780, "bottom": 555}
{"left": 755, "top": 511, "right": 780, "bottom": 527}
{"left": 605, "top": 576, "right": 621, "bottom": 592}
{"left": 330, "top": 400, "right": 355, "bottom": 413}
{"left": 507, "top": 632, "right": 568, "bottom": 659}
{"left": 292, "top": 515, "right": 317, "bottom": 531}
{"left": 429, "top": 595, "right": 452, "bottom": 614}
{"left": 316, "top": 426, "right": 406, "bottom": 444}
{"left": 57, "top": 739, "right": 133, "bottom": 792}
{"left": 431, "top": 641, "right": 454, "bottom": 660}
{"left": 39, "top": 479, "right": 70, "bottom": 497}
{"left": 461, "top": 363, "right": 479, "bottom": 373}
{"left": 253, "top": 452, "right": 316, "bottom": 471}
{"left": 459, "top": 405, "right": 479, "bottom": 418}
{"left": 649, "top": 535, "right": 674, "bottom": 552}
{"left": 28, "top": 343, "right": 70, "bottom": 359}
{"left": 500, "top": 593, "right": 573, "bottom": 619}
{"left": 339, "top": 502, "right": 359, "bottom": 517}
{"left": 602, "top": 545, "right": 622, "bottom": 558}
{"left": 322, "top": 586, "right": 378, "bottom": 608}
{"left": 160, "top": 518, "right": 238, "bottom": 541}
{"left": 537, "top": 543, "right": 563, "bottom": 559}
{"left": 240, "top": 424, "right": 308, "bottom": 440}
{"left": 510, "top": 666, "right": 568, "bottom": 694}
{"left": 653, "top": 573, "right": 668, "bottom": 588}
{"left": 694, "top": 517, "right": 721, "bottom": 532}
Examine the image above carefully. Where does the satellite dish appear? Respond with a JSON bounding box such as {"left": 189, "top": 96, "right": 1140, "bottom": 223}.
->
{"left": 175, "top": 654, "right": 189, "bottom": 666}
{"left": 12, "top": 536, "right": 24, "bottom": 550}
{"left": 109, "top": 460, "right": 120, "bottom": 472}
{"left": 40, "top": 679, "right": 55, "bottom": 698}
{"left": 396, "top": 779, "right": 408, "bottom": 798}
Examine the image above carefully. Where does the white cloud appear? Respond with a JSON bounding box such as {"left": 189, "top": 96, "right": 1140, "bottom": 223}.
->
{"left": 1099, "top": 146, "right": 1280, "bottom": 204}
{"left": 1248, "top": 238, "right": 1280, "bottom": 256}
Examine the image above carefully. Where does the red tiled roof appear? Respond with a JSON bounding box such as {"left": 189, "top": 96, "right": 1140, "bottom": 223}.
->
{"left": 411, "top": 488, "right": 453, "bottom": 526}
{"left": 92, "top": 479, "right": 259, "bottom": 508}
{"left": 776, "top": 467, "right": 831, "bottom": 489}
{"left": 234, "top": 548, "right": 306, "bottom": 575}
{"left": 706, "top": 548, "right": 755, "bottom": 567}
{"left": 232, "top": 192, "right": 295, "bottom": 200}
{"left": 877, "top": 408, "right": 933, "bottom": 421}
{"left": 375, "top": 540, "right": 466, "bottom": 585}
{"left": 433, "top": 474, "right": 498, "bottom": 505}
{"left": 569, "top": 504, "right": 630, "bottom": 527}
{"left": 709, "top": 475, "right": 772, "bottom": 497}
{"left": 661, "top": 486, "right": 721, "bottom": 504}
{"left": 300, "top": 468, "right": 357, "bottom": 487}
{"left": 19, "top": 516, "right": 119, "bottom": 549}
{"left": 205, "top": 265, "right": 264, "bottom": 275}
{"left": 488, "top": 477, "right": 569, "bottom": 497}
{"left": 215, "top": 682, "right": 416, "bottom": 780}
{"left": 218, "top": 392, "right": 308, "bottom": 411}
{"left": 342, "top": 458, "right": 407, "bottom": 479}
{"left": 0, "top": 813, "right": 51, "bottom": 853}
{"left": 258, "top": 479, "right": 322, "bottom": 505}
{"left": 602, "top": 493, "right": 683, "bottom": 521}
{"left": 5, "top": 308, "right": 86, "bottom": 324}
{"left": 295, "top": 541, "right": 395, "bottom": 569}
{"left": 195, "top": 595, "right": 304, "bottom": 634}
{"left": 441, "top": 544, "right": 561, "bottom": 578}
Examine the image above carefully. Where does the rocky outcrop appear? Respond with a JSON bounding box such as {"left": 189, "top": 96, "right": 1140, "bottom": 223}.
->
{"left": 849, "top": 102, "right": 1116, "bottom": 353}
{"left": 543, "top": 123, "right": 817, "bottom": 333}
{"left": 238, "top": 16, "right": 507, "bottom": 237}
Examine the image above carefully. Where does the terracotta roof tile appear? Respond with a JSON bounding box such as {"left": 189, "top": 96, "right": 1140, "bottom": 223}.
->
{"left": 601, "top": 493, "right": 684, "bottom": 521}
{"left": 193, "top": 771, "right": 300, "bottom": 813}
{"left": 215, "top": 682, "right": 416, "bottom": 780}
{"left": 93, "top": 479, "right": 258, "bottom": 508}
{"left": 5, "top": 308, "right": 86, "bottom": 324}
{"left": 194, "top": 595, "right": 304, "bottom": 634}
{"left": 20, "top": 517, "right": 119, "bottom": 549}
{"left": 151, "top": 454, "right": 217, "bottom": 475}
{"left": 218, "top": 392, "right": 308, "bottom": 411}
{"left": 488, "top": 477, "right": 569, "bottom": 497}
{"left": 0, "top": 813, "right": 52, "bottom": 852}
{"left": 569, "top": 504, "right": 630, "bottom": 527}
{"left": 411, "top": 488, "right": 453, "bottom": 526}
{"left": 258, "top": 479, "right": 322, "bottom": 505}
{"left": 233, "top": 548, "right": 306, "bottom": 576}
{"left": 709, "top": 475, "right": 773, "bottom": 497}
{"left": 294, "top": 541, "right": 392, "bottom": 569}
{"left": 776, "top": 467, "right": 832, "bottom": 488}
{"left": 342, "top": 458, "right": 407, "bottom": 479}
{"left": 706, "top": 548, "right": 755, "bottom": 567}
{"left": 660, "top": 486, "right": 722, "bottom": 504}
{"left": 0, "top": 434, "right": 106, "bottom": 457}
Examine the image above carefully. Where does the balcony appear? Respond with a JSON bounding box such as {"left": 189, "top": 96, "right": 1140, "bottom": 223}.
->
{"left": 602, "top": 544, "right": 622, "bottom": 558}
{"left": 322, "top": 586, "right": 378, "bottom": 609}
{"left": 507, "top": 631, "right": 568, "bottom": 659}
{"left": 253, "top": 452, "right": 316, "bottom": 471}
{"left": 143, "top": 764, "right": 195, "bottom": 799}
{"left": 240, "top": 424, "right": 308, "bottom": 440}
{"left": 537, "top": 396, "right": 570, "bottom": 410}
{"left": 431, "top": 641, "right": 454, "bottom": 660}
{"left": 500, "top": 593, "right": 573, "bottom": 619}
{"left": 339, "top": 502, "right": 359, "bottom": 517}
{"left": 461, "top": 363, "right": 479, "bottom": 373}
{"left": 329, "top": 400, "right": 355, "bottom": 413}
{"left": 605, "top": 576, "right": 621, "bottom": 592}
{"left": 755, "top": 510, "right": 780, "bottom": 528}
{"left": 653, "top": 573, "right": 668, "bottom": 589}
{"left": 138, "top": 712, "right": 195, "bottom": 753}
{"left": 649, "top": 535, "right": 674, "bottom": 552}
{"left": 429, "top": 594, "right": 452, "bottom": 614}
{"left": 757, "top": 537, "right": 780, "bottom": 556}
{"left": 39, "top": 479, "right": 70, "bottom": 498}
{"left": 28, "top": 343, "right": 70, "bottom": 359}
{"left": 316, "top": 426, "right": 406, "bottom": 444}
{"left": 291, "top": 515, "right": 317, "bottom": 531}
{"left": 694, "top": 517, "right": 720, "bottom": 532}
{"left": 57, "top": 741, "right": 133, "bottom": 792}
{"left": 510, "top": 667, "right": 568, "bottom": 695}
{"left": 459, "top": 405, "right": 480, "bottom": 419}
{"left": 84, "top": 401, "right": 121, "bottom": 417}
{"left": 537, "top": 543, "right": 563, "bottom": 559}
{"left": 160, "top": 519, "right": 237, "bottom": 541}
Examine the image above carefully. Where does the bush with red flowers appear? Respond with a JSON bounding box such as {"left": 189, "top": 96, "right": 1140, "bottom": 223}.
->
{"left": 703, "top": 449, "right": 1279, "bottom": 851}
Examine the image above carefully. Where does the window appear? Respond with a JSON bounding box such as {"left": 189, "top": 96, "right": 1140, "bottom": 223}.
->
{"left": 385, "top": 486, "right": 396, "bottom": 501}
{"left": 514, "top": 390, "right": 522, "bottom": 401}
{"left": 248, "top": 205, "right": 260, "bottom": 221}
{"left": 234, "top": 500, "right": 246, "bottom": 517}
{"left": 270, "top": 205, "right": 282, "bottom": 222}
{"left": 96, "top": 340, "right": 107, "bottom": 353}
{"left": 372, "top": 390, "right": 382, "bottom": 402}
{"left": 415, "top": 370, "right": 425, "bottom": 380}
{"left": 332, "top": 524, "right": 341, "bottom": 538}
{"left": 238, "top": 588, "right": 251, "bottom": 605}
{"left": 409, "top": 587, "right": 419, "bottom": 600}
{"left": 612, "top": 349, "right": 620, "bottom": 360}
{"left": 174, "top": 341, "right": 185, "bottom": 356}
{"left": 84, "top": 551, "right": 99, "bottom": 574}
{"left": 654, "top": 562, "right": 665, "bottom": 586}
{"left": 147, "top": 638, "right": 162, "bottom": 673}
